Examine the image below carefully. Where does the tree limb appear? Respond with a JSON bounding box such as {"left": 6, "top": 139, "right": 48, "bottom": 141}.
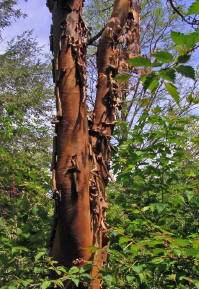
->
{"left": 87, "top": 27, "right": 105, "bottom": 46}
{"left": 167, "top": 0, "right": 199, "bottom": 26}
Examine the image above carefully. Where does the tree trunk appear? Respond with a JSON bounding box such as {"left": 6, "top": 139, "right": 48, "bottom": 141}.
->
{"left": 46, "top": 0, "right": 140, "bottom": 288}
{"left": 48, "top": 0, "right": 92, "bottom": 267}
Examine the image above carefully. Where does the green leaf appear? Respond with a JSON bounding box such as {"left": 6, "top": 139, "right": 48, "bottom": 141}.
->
{"left": 138, "top": 273, "right": 145, "bottom": 283}
{"left": 175, "top": 238, "right": 190, "bottom": 247}
{"left": 132, "top": 265, "right": 142, "bottom": 273}
{"left": 171, "top": 31, "right": 199, "bottom": 48}
{"left": 53, "top": 280, "right": 64, "bottom": 288}
{"left": 159, "top": 68, "right": 176, "bottom": 82}
{"left": 119, "top": 236, "right": 130, "bottom": 246}
{"left": 21, "top": 280, "right": 33, "bottom": 286}
{"left": 171, "top": 31, "right": 186, "bottom": 46}
{"left": 126, "top": 56, "right": 151, "bottom": 67}
{"left": 154, "top": 203, "right": 167, "bottom": 213}
{"left": 153, "top": 51, "right": 173, "bottom": 63}
{"left": 33, "top": 267, "right": 41, "bottom": 273}
{"left": 185, "top": 248, "right": 199, "bottom": 258}
{"left": 141, "top": 206, "right": 150, "bottom": 212}
{"left": 142, "top": 72, "right": 159, "bottom": 92}
{"left": 11, "top": 246, "right": 29, "bottom": 254}
{"left": 152, "top": 106, "right": 161, "bottom": 114}
{"left": 177, "top": 53, "right": 191, "bottom": 63}
{"left": 192, "top": 97, "right": 199, "bottom": 104}
{"left": 114, "top": 73, "right": 131, "bottom": 82}
{"left": 151, "top": 62, "right": 162, "bottom": 67}
{"left": 57, "top": 266, "right": 67, "bottom": 273}
{"left": 165, "top": 82, "right": 179, "bottom": 104}
{"left": 130, "top": 244, "right": 140, "bottom": 252}
{"left": 185, "top": 191, "right": 194, "bottom": 201}
{"left": 194, "top": 280, "right": 199, "bottom": 289}
{"left": 176, "top": 65, "right": 195, "bottom": 80}
{"left": 6, "top": 105, "right": 15, "bottom": 115}
{"left": 104, "top": 275, "right": 113, "bottom": 286}
{"left": 32, "top": 206, "right": 39, "bottom": 215}
{"left": 126, "top": 275, "right": 135, "bottom": 283}
{"left": 35, "top": 251, "right": 46, "bottom": 261}
{"left": 68, "top": 266, "right": 79, "bottom": 274}
{"left": 41, "top": 281, "right": 51, "bottom": 289}
{"left": 71, "top": 278, "right": 79, "bottom": 287}
{"left": 150, "top": 257, "right": 165, "bottom": 264}
{"left": 187, "top": 0, "right": 199, "bottom": 15}
{"left": 192, "top": 239, "right": 199, "bottom": 249}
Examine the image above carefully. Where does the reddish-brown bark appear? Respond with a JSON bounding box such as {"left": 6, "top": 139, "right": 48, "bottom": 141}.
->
{"left": 48, "top": 0, "right": 92, "bottom": 267}
{"left": 47, "top": 1, "right": 140, "bottom": 288}
{"left": 89, "top": 1, "right": 139, "bottom": 287}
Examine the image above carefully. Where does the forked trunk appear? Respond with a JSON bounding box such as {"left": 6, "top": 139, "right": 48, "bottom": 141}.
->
{"left": 46, "top": 1, "right": 140, "bottom": 288}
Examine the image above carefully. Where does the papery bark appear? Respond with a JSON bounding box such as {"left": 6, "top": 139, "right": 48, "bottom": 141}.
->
{"left": 89, "top": 0, "right": 140, "bottom": 287}
{"left": 47, "top": 0, "right": 92, "bottom": 269}
{"left": 47, "top": 0, "right": 140, "bottom": 288}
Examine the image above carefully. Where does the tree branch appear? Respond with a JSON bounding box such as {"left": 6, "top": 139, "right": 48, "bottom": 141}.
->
{"left": 87, "top": 27, "right": 105, "bottom": 46}
{"left": 167, "top": 0, "right": 199, "bottom": 26}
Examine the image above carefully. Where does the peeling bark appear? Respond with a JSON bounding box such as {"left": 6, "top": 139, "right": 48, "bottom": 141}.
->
{"left": 48, "top": 0, "right": 92, "bottom": 268}
{"left": 89, "top": 1, "right": 139, "bottom": 287}
{"left": 47, "top": 1, "right": 140, "bottom": 288}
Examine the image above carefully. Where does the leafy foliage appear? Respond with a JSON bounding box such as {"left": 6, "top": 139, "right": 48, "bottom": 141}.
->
{"left": 104, "top": 113, "right": 199, "bottom": 288}
{"left": 187, "top": 0, "right": 199, "bottom": 15}
{"left": 0, "top": 31, "right": 56, "bottom": 288}
{"left": 126, "top": 56, "right": 151, "bottom": 67}
{"left": 0, "top": 0, "right": 24, "bottom": 37}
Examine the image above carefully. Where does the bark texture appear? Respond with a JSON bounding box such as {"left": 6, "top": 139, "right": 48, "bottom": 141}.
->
{"left": 47, "top": 0, "right": 140, "bottom": 288}
{"left": 89, "top": 1, "right": 140, "bottom": 287}
{"left": 48, "top": 0, "right": 92, "bottom": 267}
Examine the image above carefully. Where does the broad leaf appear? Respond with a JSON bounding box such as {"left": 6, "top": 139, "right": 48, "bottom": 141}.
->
{"left": 171, "top": 31, "right": 187, "bottom": 46}
{"left": 185, "top": 191, "right": 194, "bottom": 201}
{"left": 159, "top": 68, "right": 176, "bottom": 82}
{"left": 153, "top": 51, "right": 173, "bottom": 63}
{"left": 69, "top": 266, "right": 79, "bottom": 274}
{"left": 171, "top": 31, "right": 199, "bottom": 49}
{"left": 177, "top": 53, "right": 191, "bottom": 64}
{"left": 176, "top": 65, "right": 195, "bottom": 80}
{"left": 150, "top": 257, "right": 165, "bottom": 264}
{"left": 165, "top": 82, "right": 179, "bottom": 104}
{"left": 126, "top": 56, "right": 151, "bottom": 67}
{"left": 151, "top": 62, "right": 162, "bottom": 67}
{"left": 35, "top": 251, "right": 46, "bottom": 261}
{"left": 114, "top": 73, "right": 131, "bottom": 82}
{"left": 71, "top": 278, "right": 79, "bottom": 287}
{"left": 142, "top": 72, "right": 159, "bottom": 92}
{"left": 187, "top": 0, "right": 199, "bottom": 15}
{"left": 41, "top": 281, "right": 51, "bottom": 289}
{"left": 119, "top": 236, "right": 130, "bottom": 246}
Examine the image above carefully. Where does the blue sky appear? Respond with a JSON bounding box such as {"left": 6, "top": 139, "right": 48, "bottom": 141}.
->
{"left": 1, "top": 0, "right": 52, "bottom": 53}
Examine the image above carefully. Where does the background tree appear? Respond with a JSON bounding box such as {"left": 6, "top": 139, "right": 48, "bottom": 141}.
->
{"left": 0, "top": 0, "right": 24, "bottom": 38}
{"left": 0, "top": 29, "right": 55, "bottom": 289}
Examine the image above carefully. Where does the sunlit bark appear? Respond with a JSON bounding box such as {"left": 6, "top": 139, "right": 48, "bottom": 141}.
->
{"left": 47, "top": 0, "right": 140, "bottom": 288}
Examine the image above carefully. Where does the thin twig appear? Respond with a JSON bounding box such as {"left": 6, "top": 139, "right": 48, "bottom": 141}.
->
{"left": 87, "top": 27, "right": 105, "bottom": 46}
{"left": 167, "top": 0, "right": 199, "bottom": 26}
